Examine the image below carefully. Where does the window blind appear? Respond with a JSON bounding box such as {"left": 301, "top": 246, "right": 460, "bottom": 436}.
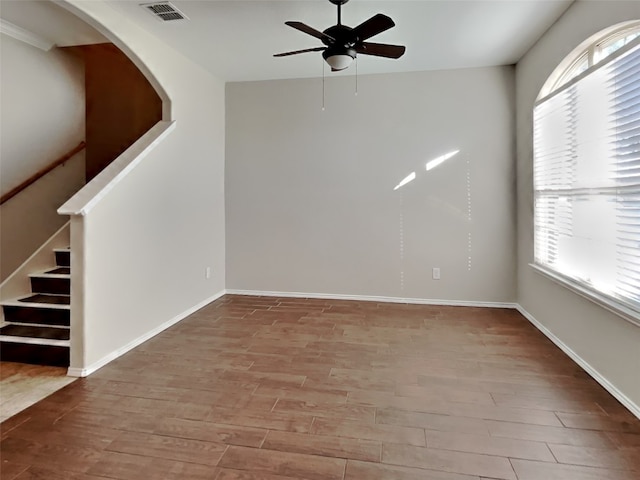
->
{"left": 533, "top": 41, "right": 640, "bottom": 313}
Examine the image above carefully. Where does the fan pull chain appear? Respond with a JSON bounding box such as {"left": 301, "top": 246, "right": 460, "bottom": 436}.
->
{"left": 355, "top": 57, "right": 358, "bottom": 96}
{"left": 322, "top": 58, "right": 326, "bottom": 111}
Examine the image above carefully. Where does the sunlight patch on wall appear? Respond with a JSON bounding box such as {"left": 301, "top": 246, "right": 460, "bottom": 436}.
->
{"left": 393, "top": 172, "right": 416, "bottom": 191}
{"left": 426, "top": 150, "right": 460, "bottom": 171}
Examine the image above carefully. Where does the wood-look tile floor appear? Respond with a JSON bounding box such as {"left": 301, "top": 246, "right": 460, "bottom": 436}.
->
{"left": 1, "top": 294, "right": 639, "bottom": 479}
{"left": 0, "top": 362, "right": 76, "bottom": 423}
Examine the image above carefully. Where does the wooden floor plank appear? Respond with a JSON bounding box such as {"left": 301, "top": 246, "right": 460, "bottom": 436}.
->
{"left": 310, "top": 417, "right": 427, "bottom": 447}
{"left": 218, "top": 445, "right": 345, "bottom": 480}
{"left": 104, "top": 431, "right": 227, "bottom": 466}
{"left": 86, "top": 451, "right": 220, "bottom": 480}
{"left": 382, "top": 442, "right": 517, "bottom": 479}
{"left": 153, "top": 417, "right": 268, "bottom": 447}
{"left": 345, "top": 459, "right": 479, "bottom": 479}
{"left": 424, "top": 430, "right": 556, "bottom": 462}
{"left": 0, "top": 436, "right": 103, "bottom": 474}
{"left": 214, "top": 469, "right": 302, "bottom": 480}
{"left": 547, "top": 443, "right": 640, "bottom": 471}
{"left": 0, "top": 460, "right": 29, "bottom": 480}
{"left": 556, "top": 411, "right": 640, "bottom": 433}
{"left": 376, "top": 407, "right": 490, "bottom": 435}
{"left": 510, "top": 458, "right": 640, "bottom": 480}
{"left": 485, "top": 418, "right": 620, "bottom": 448}
{"left": 262, "top": 430, "right": 381, "bottom": 462}
{"left": 1, "top": 295, "right": 638, "bottom": 480}
{"left": 13, "top": 467, "right": 112, "bottom": 480}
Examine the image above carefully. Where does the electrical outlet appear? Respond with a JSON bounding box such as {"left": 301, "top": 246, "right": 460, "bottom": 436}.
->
{"left": 205, "top": 267, "right": 211, "bottom": 279}
{"left": 432, "top": 267, "right": 441, "bottom": 280}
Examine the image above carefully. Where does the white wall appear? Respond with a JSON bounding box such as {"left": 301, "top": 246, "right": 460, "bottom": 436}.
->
{"left": 0, "top": 33, "right": 85, "bottom": 280}
{"left": 226, "top": 67, "right": 516, "bottom": 303}
{"left": 516, "top": 0, "right": 640, "bottom": 410}
{"left": 62, "top": 1, "right": 225, "bottom": 372}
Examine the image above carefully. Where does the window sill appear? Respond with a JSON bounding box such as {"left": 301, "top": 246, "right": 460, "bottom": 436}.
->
{"left": 530, "top": 263, "right": 640, "bottom": 328}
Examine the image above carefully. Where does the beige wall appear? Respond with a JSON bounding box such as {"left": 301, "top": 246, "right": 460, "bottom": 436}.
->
{"left": 516, "top": 0, "right": 640, "bottom": 410}
{"left": 0, "top": 35, "right": 84, "bottom": 196}
{"left": 62, "top": 1, "right": 225, "bottom": 372}
{"left": 226, "top": 67, "right": 516, "bottom": 303}
{"left": 1, "top": 151, "right": 84, "bottom": 280}
{"left": 0, "top": 33, "right": 85, "bottom": 279}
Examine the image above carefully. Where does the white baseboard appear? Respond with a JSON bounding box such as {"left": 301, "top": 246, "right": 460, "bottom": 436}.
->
{"left": 515, "top": 304, "right": 640, "bottom": 420}
{"left": 225, "top": 289, "right": 517, "bottom": 309}
{"left": 67, "top": 290, "right": 225, "bottom": 377}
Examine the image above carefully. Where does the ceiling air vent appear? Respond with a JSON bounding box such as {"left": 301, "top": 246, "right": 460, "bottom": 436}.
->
{"left": 141, "top": 2, "right": 189, "bottom": 22}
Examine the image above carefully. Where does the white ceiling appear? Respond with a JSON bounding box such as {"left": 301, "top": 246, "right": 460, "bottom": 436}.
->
{"left": 0, "top": 0, "right": 573, "bottom": 82}
{"left": 105, "top": 0, "right": 573, "bottom": 82}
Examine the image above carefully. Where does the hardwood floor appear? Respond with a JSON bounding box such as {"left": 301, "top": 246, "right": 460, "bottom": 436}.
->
{"left": 1, "top": 294, "right": 639, "bottom": 479}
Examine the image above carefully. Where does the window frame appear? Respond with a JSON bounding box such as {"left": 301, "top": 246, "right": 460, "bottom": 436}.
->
{"left": 532, "top": 32, "right": 640, "bottom": 328}
{"left": 542, "top": 22, "right": 640, "bottom": 98}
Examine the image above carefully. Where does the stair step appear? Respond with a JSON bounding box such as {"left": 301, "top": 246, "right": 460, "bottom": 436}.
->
{"left": 45, "top": 267, "right": 70, "bottom": 275}
{"left": 0, "top": 324, "right": 70, "bottom": 341}
{"left": 2, "top": 304, "right": 70, "bottom": 326}
{"left": 3, "top": 245, "right": 73, "bottom": 368}
{"left": 54, "top": 248, "right": 70, "bottom": 267}
{"left": 0, "top": 340, "right": 69, "bottom": 367}
{"left": 18, "top": 294, "right": 70, "bottom": 305}
{"left": 29, "top": 273, "right": 70, "bottom": 295}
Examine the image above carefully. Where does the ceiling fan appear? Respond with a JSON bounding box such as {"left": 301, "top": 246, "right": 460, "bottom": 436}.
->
{"left": 274, "top": 0, "right": 406, "bottom": 72}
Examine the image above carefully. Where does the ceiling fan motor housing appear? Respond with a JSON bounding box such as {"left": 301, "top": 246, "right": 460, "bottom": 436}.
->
{"left": 321, "top": 24, "right": 358, "bottom": 70}
{"left": 322, "top": 24, "right": 356, "bottom": 47}
{"left": 322, "top": 46, "right": 356, "bottom": 59}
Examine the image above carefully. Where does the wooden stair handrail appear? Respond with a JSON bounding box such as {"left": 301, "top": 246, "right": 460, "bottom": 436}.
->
{"left": 1, "top": 142, "right": 86, "bottom": 205}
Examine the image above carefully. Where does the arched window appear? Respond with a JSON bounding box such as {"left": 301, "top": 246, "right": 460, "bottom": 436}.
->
{"left": 533, "top": 21, "right": 640, "bottom": 323}
{"left": 541, "top": 22, "right": 640, "bottom": 97}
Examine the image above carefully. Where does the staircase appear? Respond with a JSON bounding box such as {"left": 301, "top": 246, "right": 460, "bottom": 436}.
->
{"left": 0, "top": 247, "right": 70, "bottom": 367}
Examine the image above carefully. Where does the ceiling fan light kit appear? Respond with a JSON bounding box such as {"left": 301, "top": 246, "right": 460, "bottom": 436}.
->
{"left": 323, "top": 48, "right": 356, "bottom": 71}
{"left": 274, "top": 0, "right": 405, "bottom": 72}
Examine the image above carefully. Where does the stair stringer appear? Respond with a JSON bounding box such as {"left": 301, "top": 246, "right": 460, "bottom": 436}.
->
{"left": 0, "top": 222, "right": 70, "bottom": 322}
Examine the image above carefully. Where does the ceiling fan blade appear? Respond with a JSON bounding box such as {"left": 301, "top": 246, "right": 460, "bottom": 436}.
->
{"left": 356, "top": 42, "right": 405, "bottom": 59}
{"left": 352, "top": 14, "right": 395, "bottom": 41}
{"left": 285, "top": 21, "right": 335, "bottom": 43}
{"left": 274, "top": 47, "right": 327, "bottom": 57}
